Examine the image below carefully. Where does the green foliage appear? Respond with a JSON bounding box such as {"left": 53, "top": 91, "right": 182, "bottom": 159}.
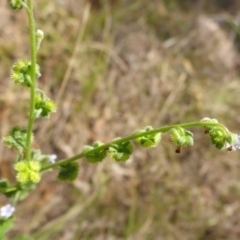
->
{"left": 0, "top": 217, "right": 14, "bottom": 239}
{"left": 3, "top": 126, "right": 32, "bottom": 153}
{"left": 0, "top": 179, "right": 10, "bottom": 192}
{"left": 4, "top": 0, "right": 240, "bottom": 237}
{"left": 0, "top": 178, "right": 39, "bottom": 200}
{"left": 0, "top": 179, "right": 22, "bottom": 199}
{"left": 15, "top": 182, "right": 37, "bottom": 200}
{"left": 57, "top": 162, "right": 79, "bottom": 182}
{"left": 0, "top": 180, "right": 14, "bottom": 198}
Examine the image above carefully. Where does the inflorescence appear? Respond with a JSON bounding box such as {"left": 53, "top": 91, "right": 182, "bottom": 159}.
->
{"left": 1, "top": 0, "right": 240, "bottom": 234}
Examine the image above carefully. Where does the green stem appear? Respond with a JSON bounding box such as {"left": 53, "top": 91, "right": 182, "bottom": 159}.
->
{"left": 25, "top": 0, "right": 37, "bottom": 162}
{"left": 40, "top": 121, "right": 227, "bottom": 172}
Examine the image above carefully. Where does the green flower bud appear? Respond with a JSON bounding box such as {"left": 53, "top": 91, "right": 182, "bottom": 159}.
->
{"left": 83, "top": 145, "right": 93, "bottom": 152}
{"left": 36, "top": 29, "right": 44, "bottom": 51}
{"left": 93, "top": 141, "right": 103, "bottom": 148}
{"left": 34, "top": 94, "right": 56, "bottom": 119}
{"left": 14, "top": 161, "right": 27, "bottom": 171}
{"left": 108, "top": 139, "right": 133, "bottom": 162}
{"left": 201, "top": 118, "right": 218, "bottom": 133}
{"left": 209, "top": 128, "right": 238, "bottom": 150}
{"left": 16, "top": 171, "right": 29, "bottom": 183}
{"left": 135, "top": 126, "right": 161, "bottom": 148}
{"left": 29, "top": 171, "right": 41, "bottom": 183}
{"left": 214, "top": 141, "right": 225, "bottom": 150}
{"left": 29, "top": 161, "right": 41, "bottom": 171}
{"left": 9, "top": 0, "right": 25, "bottom": 10}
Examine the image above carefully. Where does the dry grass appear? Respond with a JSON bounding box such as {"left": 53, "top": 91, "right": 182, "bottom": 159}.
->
{"left": 1, "top": 0, "right": 240, "bottom": 239}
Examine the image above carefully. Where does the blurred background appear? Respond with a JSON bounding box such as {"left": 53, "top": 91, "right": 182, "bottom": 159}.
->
{"left": 1, "top": 0, "right": 240, "bottom": 239}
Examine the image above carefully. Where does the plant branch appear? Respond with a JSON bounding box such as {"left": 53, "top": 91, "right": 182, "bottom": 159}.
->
{"left": 25, "top": 0, "right": 37, "bottom": 161}
{"left": 40, "top": 121, "right": 226, "bottom": 172}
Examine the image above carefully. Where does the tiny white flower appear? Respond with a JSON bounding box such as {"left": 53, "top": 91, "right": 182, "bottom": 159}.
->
{"left": 49, "top": 154, "right": 57, "bottom": 163}
{"left": 232, "top": 135, "right": 240, "bottom": 151}
{"left": 0, "top": 204, "right": 15, "bottom": 218}
{"left": 225, "top": 134, "right": 240, "bottom": 151}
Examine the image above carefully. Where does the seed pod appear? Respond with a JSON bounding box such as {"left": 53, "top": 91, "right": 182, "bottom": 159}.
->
{"left": 170, "top": 127, "right": 194, "bottom": 148}
{"left": 135, "top": 126, "right": 161, "bottom": 148}
{"left": 108, "top": 139, "right": 133, "bottom": 162}
{"left": 57, "top": 162, "right": 79, "bottom": 182}
{"left": 83, "top": 141, "right": 107, "bottom": 163}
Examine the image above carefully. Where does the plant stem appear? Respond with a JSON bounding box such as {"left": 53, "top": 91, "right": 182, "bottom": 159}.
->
{"left": 25, "top": 0, "right": 37, "bottom": 162}
{"left": 40, "top": 121, "right": 227, "bottom": 172}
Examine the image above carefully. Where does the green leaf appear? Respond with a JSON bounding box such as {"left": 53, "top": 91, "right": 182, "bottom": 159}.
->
{"left": 0, "top": 180, "right": 18, "bottom": 198}
{"left": 17, "top": 182, "right": 37, "bottom": 201}
{"left": 3, "top": 126, "right": 32, "bottom": 153}
{"left": 0, "top": 179, "right": 10, "bottom": 190}
{"left": 0, "top": 217, "right": 14, "bottom": 239}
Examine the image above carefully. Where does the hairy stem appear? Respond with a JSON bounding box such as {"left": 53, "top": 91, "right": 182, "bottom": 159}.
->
{"left": 25, "top": 0, "right": 37, "bottom": 161}
{"left": 40, "top": 121, "right": 227, "bottom": 172}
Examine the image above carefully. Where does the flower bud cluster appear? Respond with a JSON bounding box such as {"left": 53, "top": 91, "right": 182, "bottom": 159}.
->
{"left": 209, "top": 129, "right": 237, "bottom": 150}
{"left": 14, "top": 161, "right": 41, "bottom": 183}
{"left": 34, "top": 94, "right": 56, "bottom": 119}
{"left": 11, "top": 60, "right": 40, "bottom": 87}
{"left": 201, "top": 118, "right": 238, "bottom": 150}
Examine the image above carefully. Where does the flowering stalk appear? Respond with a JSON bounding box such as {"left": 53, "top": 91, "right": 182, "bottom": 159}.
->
{"left": 40, "top": 120, "right": 232, "bottom": 172}
{"left": 3, "top": 0, "right": 240, "bottom": 235}
{"left": 25, "top": 0, "right": 37, "bottom": 162}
